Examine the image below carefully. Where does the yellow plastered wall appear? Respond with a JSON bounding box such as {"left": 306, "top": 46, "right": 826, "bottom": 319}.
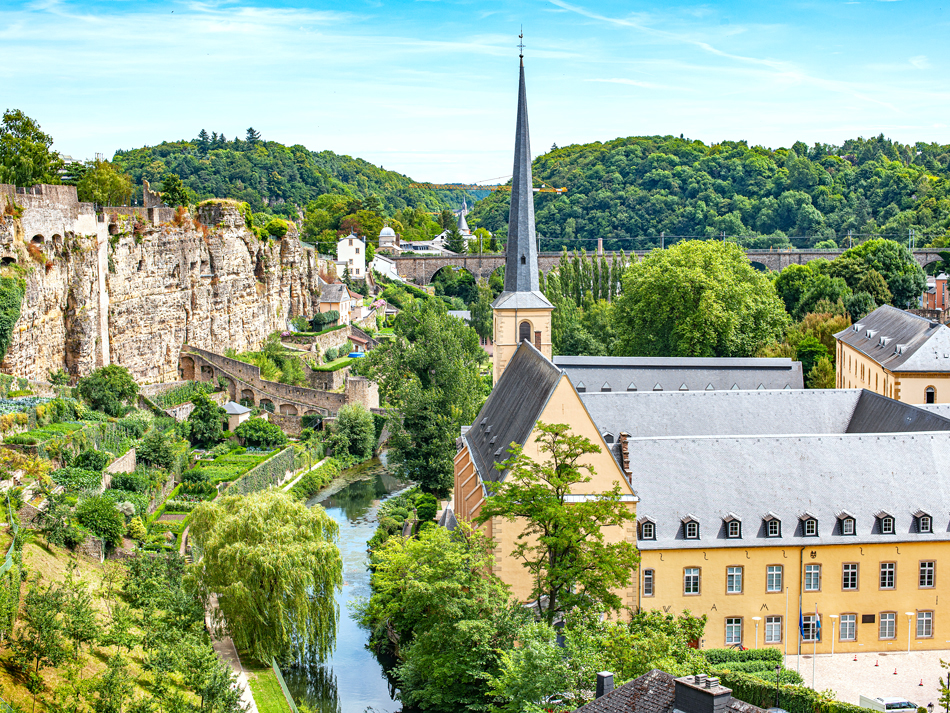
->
{"left": 493, "top": 307, "right": 553, "bottom": 383}
{"left": 836, "top": 340, "right": 950, "bottom": 403}
{"left": 639, "top": 542, "right": 949, "bottom": 653}
{"left": 456, "top": 375, "right": 638, "bottom": 606}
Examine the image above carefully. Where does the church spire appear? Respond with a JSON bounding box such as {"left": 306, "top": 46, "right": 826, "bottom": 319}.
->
{"left": 504, "top": 55, "right": 540, "bottom": 293}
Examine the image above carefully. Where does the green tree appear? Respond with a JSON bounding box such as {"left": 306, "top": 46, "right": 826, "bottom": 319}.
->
{"left": 807, "top": 356, "right": 836, "bottom": 389}
{"left": 184, "top": 391, "right": 225, "bottom": 448}
{"left": 76, "top": 365, "right": 139, "bottom": 418}
{"left": 446, "top": 227, "right": 467, "bottom": 254}
{"left": 245, "top": 127, "right": 261, "bottom": 144}
{"left": 476, "top": 422, "right": 639, "bottom": 623}
{"left": 614, "top": 240, "right": 789, "bottom": 358}
{"left": 160, "top": 173, "right": 189, "bottom": 208}
{"left": 233, "top": 417, "right": 287, "bottom": 448}
{"left": 844, "top": 291, "right": 877, "bottom": 321}
{"left": 0, "top": 109, "right": 64, "bottom": 188}
{"left": 362, "top": 299, "right": 485, "bottom": 496}
{"left": 855, "top": 268, "right": 893, "bottom": 305}
{"left": 188, "top": 489, "right": 343, "bottom": 662}
{"left": 327, "top": 404, "right": 375, "bottom": 461}
{"left": 11, "top": 579, "right": 71, "bottom": 700}
{"left": 265, "top": 218, "right": 289, "bottom": 238}
{"left": 88, "top": 652, "right": 134, "bottom": 713}
{"left": 76, "top": 159, "right": 134, "bottom": 207}
{"left": 357, "top": 523, "right": 522, "bottom": 712}
{"left": 843, "top": 238, "right": 926, "bottom": 307}
{"left": 795, "top": 335, "right": 829, "bottom": 377}
{"left": 469, "top": 279, "right": 494, "bottom": 342}
{"left": 137, "top": 430, "right": 174, "bottom": 470}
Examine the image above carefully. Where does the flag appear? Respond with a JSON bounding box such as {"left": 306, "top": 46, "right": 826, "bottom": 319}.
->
{"left": 799, "top": 608, "right": 805, "bottom": 638}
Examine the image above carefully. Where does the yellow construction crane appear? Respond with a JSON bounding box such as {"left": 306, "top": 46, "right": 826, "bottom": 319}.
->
{"left": 409, "top": 183, "right": 567, "bottom": 194}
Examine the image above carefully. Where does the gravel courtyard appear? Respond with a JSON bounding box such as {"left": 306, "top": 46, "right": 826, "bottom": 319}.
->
{"left": 782, "top": 651, "right": 950, "bottom": 707}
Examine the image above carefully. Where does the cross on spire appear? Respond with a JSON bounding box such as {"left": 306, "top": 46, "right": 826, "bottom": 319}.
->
{"left": 518, "top": 28, "right": 524, "bottom": 58}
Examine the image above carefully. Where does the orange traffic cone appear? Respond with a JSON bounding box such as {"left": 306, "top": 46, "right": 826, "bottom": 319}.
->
{"left": 920, "top": 680, "right": 924, "bottom": 687}
{"left": 854, "top": 655, "right": 858, "bottom": 661}
{"left": 875, "top": 660, "right": 879, "bottom": 667}
{"left": 894, "top": 668, "right": 898, "bottom": 675}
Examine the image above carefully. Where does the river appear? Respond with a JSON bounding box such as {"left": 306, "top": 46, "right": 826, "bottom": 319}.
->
{"left": 283, "top": 455, "right": 409, "bottom": 713}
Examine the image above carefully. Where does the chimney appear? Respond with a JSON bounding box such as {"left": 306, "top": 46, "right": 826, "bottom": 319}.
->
{"left": 596, "top": 672, "right": 614, "bottom": 699}
{"left": 673, "top": 675, "right": 733, "bottom": 713}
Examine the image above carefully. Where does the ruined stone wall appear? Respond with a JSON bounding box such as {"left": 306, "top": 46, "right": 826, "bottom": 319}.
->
{"left": 0, "top": 188, "right": 322, "bottom": 383}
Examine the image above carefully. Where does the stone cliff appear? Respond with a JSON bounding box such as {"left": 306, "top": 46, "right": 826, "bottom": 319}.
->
{"left": 0, "top": 185, "right": 321, "bottom": 383}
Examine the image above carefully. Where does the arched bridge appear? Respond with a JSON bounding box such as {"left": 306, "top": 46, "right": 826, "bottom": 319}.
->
{"left": 391, "top": 249, "right": 944, "bottom": 285}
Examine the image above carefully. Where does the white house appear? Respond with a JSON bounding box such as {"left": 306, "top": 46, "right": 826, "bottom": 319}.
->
{"left": 370, "top": 254, "right": 403, "bottom": 282}
{"left": 336, "top": 233, "right": 366, "bottom": 279}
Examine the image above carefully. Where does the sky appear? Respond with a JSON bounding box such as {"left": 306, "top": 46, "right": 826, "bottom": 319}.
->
{"left": 2, "top": 0, "right": 949, "bottom": 183}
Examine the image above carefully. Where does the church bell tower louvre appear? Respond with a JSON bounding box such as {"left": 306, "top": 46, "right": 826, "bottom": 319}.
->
{"left": 491, "top": 52, "right": 554, "bottom": 384}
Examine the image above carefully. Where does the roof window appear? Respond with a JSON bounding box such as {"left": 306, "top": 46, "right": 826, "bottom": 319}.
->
{"left": 915, "top": 511, "right": 933, "bottom": 533}
{"left": 731, "top": 384, "right": 739, "bottom": 390}
{"left": 866, "top": 329, "right": 877, "bottom": 340}
{"left": 683, "top": 516, "right": 700, "bottom": 540}
{"left": 879, "top": 336, "right": 891, "bottom": 347}
{"left": 800, "top": 512, "right": 818, "bottom": 537}
{"left": 853, "top": 323, "right": 864, "bottom": 332}
{"left": 876, "top": 511, "right": 895, "bottom": 535}
{"left": 679, "top": 383, "right": 689, "bottom": 391}
{"left": 602, "top": 432, "right": 615, "bottom": 444}
{"left": 705, "top": 383, "right": 715, "bottom": 391}
{"left": 601, "top": 382, "right": 611, "bottom": 392}
{"left": 627, "top": 382, "right": 637, "bottom": 392}
{"left": 723, "top": 514, "right": 741, "bottom": 539}
{"left": 757, "top": 384, "right": 766, "bottom": 390}
{"left": 576, "top": 381, "right": 586, "bottom": 393}
{"left": 763, "top": 513, "right": 781, "bottom": 538}
{"left": 837, "top": 511, "right": 856, "bottom": 536}
{"left": 653, "top": 383, "right": 663, "bottom": 391}
{"left": 639, "top": 517, "right": 656, "bottom": 540}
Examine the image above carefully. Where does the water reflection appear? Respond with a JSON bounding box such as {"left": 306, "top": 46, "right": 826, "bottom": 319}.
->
{"left": 285, "top": 458, "right": 409, "bottom": 713}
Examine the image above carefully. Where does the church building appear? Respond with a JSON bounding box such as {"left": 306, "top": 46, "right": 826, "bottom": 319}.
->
{"left": 452, "top": 54, "right": 950, "bottom": 654}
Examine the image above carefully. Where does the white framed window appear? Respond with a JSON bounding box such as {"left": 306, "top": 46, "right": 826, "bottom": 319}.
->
{"left": 643, "top": 569, "right": 654, "bottom": 597}
{"left": 880, "top": 562, "right": 895, "bottom": 589}
{"left": 917, "top": 611, "right": 933, "bottom": 638}
{"left": 879, "top": 612, "right": 896, "bottom": 639}
{"left": 805, "top": 564, "right": 821, "bottom": 591}
{"left": 725, "top": 618, "right": 742, "bottom": 645}
{"left": 881, "top": 516, "right": 895, "bottom": 534}
{"left": 920, "top": 561, "right": 935, "bottom": 588}
{"left": 804, "top": 519, "right": 818, "bottom": 536}
{"left": 728, "top": 520, "right": 741, "bottom": 538}
{"left": 765, "top": 616, "right": 782, "bottom": 643}
{"left": 727, "top": 566, "right": 743, "bottom": 594}
{"left": 641, "top": 522, "right": 655, "bottom": 540}
{"left": 920, "top": 515, "right": 933, "bottom": 533}
{"left": 767, "top": 519, "right": 780, "bottom": 537}
{"left": 840, "top": 614, "right": 856, "bottom": 641}
{"left": 685, "top": 521, "right": 699, "bottom": 539}
{"left": 766, "top": 565, "right": 783, "bottom": 593}
{"left": 684, "top": 568, "right": 700, "bottom": 595}
{"left": 842, "top": 563, "right": 858, "bottom": 590}
{"left": 802, "top": 614, "right": 820, "bottom": 642}
{"left": 842, "top": 518, "right": 855, "bottom": 535}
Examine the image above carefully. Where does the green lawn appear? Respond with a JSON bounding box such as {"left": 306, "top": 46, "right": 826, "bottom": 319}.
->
{"left": 243, "top": 659, "right": 292, "bottom": 713}
{"left": 310, "top": 356, "right": 356, "bottom": 372}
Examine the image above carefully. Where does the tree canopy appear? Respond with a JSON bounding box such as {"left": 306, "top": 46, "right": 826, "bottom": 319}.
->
{"left": 76, "top": 365, "right": 139, "bottom": 417}
{"left": 613, "top": 240, "right": 790, "bottom": 357}
{"left": 0, "top": 109, "right": 64, "bottom": 188}
{"left": 188, "top": 489, "right": 343, "bottom": 662}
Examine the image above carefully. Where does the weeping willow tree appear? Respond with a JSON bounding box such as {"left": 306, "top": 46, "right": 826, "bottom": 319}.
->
{"left": 188, "top": 489, "right": 343, "bottom": 663}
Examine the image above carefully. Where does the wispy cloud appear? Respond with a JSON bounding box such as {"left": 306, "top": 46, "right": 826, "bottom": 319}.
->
{"left": 911, "top": 55, "right": 931, "bottom": 68}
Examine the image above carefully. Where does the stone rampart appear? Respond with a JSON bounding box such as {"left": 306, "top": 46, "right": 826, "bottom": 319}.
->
{"left": 106, "top": 448, "right": 137, "bottom": 476}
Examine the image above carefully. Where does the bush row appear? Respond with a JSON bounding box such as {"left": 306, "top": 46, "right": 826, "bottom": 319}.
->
{"left": 713, "top": 670, "right": 864, "bottom": 713}
{"left": 703, "top": 647, "right": 783, "bottom": 665}
{"left": 289, "top": 459, "right": 340, "bottom": 501}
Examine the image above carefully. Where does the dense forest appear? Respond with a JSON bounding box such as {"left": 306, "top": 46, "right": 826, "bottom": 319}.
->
{"left": 470, "top": 134, "right": 950, "bottom": 251}
{"left": 112, "top": 128, "right": 474, "bottom": 219}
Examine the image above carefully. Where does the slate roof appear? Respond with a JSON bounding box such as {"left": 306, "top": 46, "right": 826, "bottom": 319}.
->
{"left": 834, "top": 304, "right": 950, "bottom": 372}
{"left": 437, "top": 507, "right": 458, "bottom": 531}
{"left": 222, "top": 401, "right": 251, "bottom": 416}
{"left": 448, "top": 310, "right": 472, "bottom": 322}
{"left": 554, "top": 355, "right": 803, "bottom": 392}
{"left": 462, "top": 340, "right": 562, "bottom": 483}
{"left": 319, "top": 284, "right": 353, "bottom": 303}
{"left": 492, "top": 290, "right": 553, "bottom": 310}
{"left": 573, "top": 670, "right": 765, "bottom": 713}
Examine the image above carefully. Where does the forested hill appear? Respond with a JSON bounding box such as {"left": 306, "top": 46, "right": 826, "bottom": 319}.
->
{"left": 113, "top": 132, "right": 471, "bottom": 218}
{"left": 470, "top": 134, "right": 950, "bottom": 251}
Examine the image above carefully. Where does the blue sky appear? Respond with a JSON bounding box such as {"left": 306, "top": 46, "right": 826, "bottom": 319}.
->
{"left": 2, "top": 0, "right": 948, "bottom": 182}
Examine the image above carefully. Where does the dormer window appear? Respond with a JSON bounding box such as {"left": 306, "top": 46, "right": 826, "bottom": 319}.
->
{"left": 724, "top": 514, "right": 741, "bottom": 539}
{"left": 842, "top": 517, "right": 855, "bottom": 535}
{"left": 764, "top": 513, "right": 781, "bottom": 537}
{"left": 877, "top": 511, "right": 895, "bottom": 535}
{"left": 705, "top": 383, "right": 715, "bottom": 391}
{"left": 627, "top": 383, "right": 637, "bottom": 392}
{"left": 601, "top": 382, "right": 611, "bottom": 392}
{"left": 653, "top": 383, "right": 663, "bottom": 391}
{"left": 853, "top": 323, "right": 864, "bottom": 333}
{"left": 576, "top": 381, "right": 586, "bottom": 393}
{"left": 915, "top": 510, "right": 933, "bottom": 533}
{"left": 679, "top": 383, "right": 689, "bottom": 391}
{"left": 800, "top": 513, "right": 818, "bottom": 536}
{"left": 602, "top": 432, "right": 615, "bottom": 444}
{"left": 640, "top": 520, "right": 656, "bottom": 540}
{"left": 682, "top": 515, "right": 700, "bottom": 539}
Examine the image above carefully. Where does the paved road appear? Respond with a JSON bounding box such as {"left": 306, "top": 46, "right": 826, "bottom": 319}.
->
{"left": 785, "top": 651, "right": 949, "bottom": 706}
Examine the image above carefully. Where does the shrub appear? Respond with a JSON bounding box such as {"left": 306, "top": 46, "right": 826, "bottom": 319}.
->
{"left": 289, "top": 459, "right": 340, "bottom": 500}
{"left": 234, "top": 418, "right": 287, "bottom": 449}
{"left": 138, "top": 430, "right": 174, "bottom": 470}
{"left": 127, "top": 516, "right": 147, "bottom": 541}
{"left": 50, "top": 467, "right": 102, "bottom": 492}
{"left": 75, "top": 495, "right": 126, "bottom": 546}
{"left": 265, "top": 218, "right": 289, "bottom": 238}
{"left": 183, "top": 391, "right": 225, "bottom": 448}
{"left": 310, "top": 310, "right": 339, "bottom": 330}
{"left": 77, "top": 365, "right": 139, "bottom": 417}
{"left": 110, "top": 470, "right": 150, "bottom": 493}
{"left": 73, "top": 449, "right": 110, "bottom": 472}
{"left": 182, "top": 468, "right": 209, "bottom": 484}
{"left": 415, "top": 493, "right": 438, "bottom": 523}
{"left": 117, "top": 415, "right": 148, "bottom": 439}
{"left": 703, "top": 648, "right": 783, "bottom": 665}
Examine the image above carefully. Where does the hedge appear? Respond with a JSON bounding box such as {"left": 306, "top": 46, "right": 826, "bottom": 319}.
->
{"left": 289, "top": 459, "right": 340, "bottom": 501}
{"left": 713, "top": 670, "right": 866, "bottom": 713}
{"left": 703, "top": 648, "right": 783, "bottom": 665}
{"left": 309, "top": 357, "right": 356, "bottom": 372}
{"left": 225, "top": 446, "right": 295, "bottom": 496}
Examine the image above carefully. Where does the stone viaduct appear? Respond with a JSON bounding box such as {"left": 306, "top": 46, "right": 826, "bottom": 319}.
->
{"left": 391, "top": 249, "right": 944, "bottom": 285}
{"left": 179, "top": 346, "right": 378, "bottom": 424}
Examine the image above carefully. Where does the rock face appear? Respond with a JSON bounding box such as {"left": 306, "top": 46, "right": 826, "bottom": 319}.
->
{"left": 0, "top": 185, "right": 321, "bottom": 383}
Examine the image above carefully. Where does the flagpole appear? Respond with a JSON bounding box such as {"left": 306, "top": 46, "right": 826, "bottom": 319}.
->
{"left": 784, "top": 586, "right": 789, "bottom": 668}
{"left": 797, "top": 595, "right": 802, "bottom": 675}
{"left": 813, "top": 603, "right": 818, "bottom": 689}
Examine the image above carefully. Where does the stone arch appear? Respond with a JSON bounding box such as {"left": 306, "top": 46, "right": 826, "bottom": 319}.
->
{"left": 180, "top": 356, "right": 196, "bottom": 381}
{"left": 200, "top": 365, "right": 214, "bottom": 381}
{"left": 923, "top": 260, "right": 943, "bottom": 276}
{"left": 279, "top": 404, "right": 298, "bottom": 416}
{"left": 259, "top": 398, "right": 275, "bottom": 413}
{"left": 519, "top": 320, "right": 532, "bottom": 343}
{"left": 749, "top": 261, "right": 768, "bottom": 273}
{"left": 51, "top": 234, "right": 63, "bottom": 251}
{"left": 1, "top": 257, "right": 17, "bottom": 266}
{"left": 30, "top": 234, "right": 44, "bottom": 246}
{"left": 240, "top": 389, "right": 255, "bottom": 407}
{"left": 224, "top": 376, "right": 237, "bottom": 400}
{"left": 304, "top": 409, "right": 319, "bottom": 416}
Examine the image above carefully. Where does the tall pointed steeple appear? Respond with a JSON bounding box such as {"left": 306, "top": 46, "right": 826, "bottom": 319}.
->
{"left": 491, "top": 52, "right": 554, "bottom": 383}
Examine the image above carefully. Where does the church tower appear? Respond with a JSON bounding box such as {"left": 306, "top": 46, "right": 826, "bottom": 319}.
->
{"left": 491, "top": 54, "right": 554, "bottom": 383}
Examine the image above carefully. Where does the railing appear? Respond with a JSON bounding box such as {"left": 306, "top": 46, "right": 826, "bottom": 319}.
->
{"left": 271, "top": 657, "right": 299, "bottom": 713}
